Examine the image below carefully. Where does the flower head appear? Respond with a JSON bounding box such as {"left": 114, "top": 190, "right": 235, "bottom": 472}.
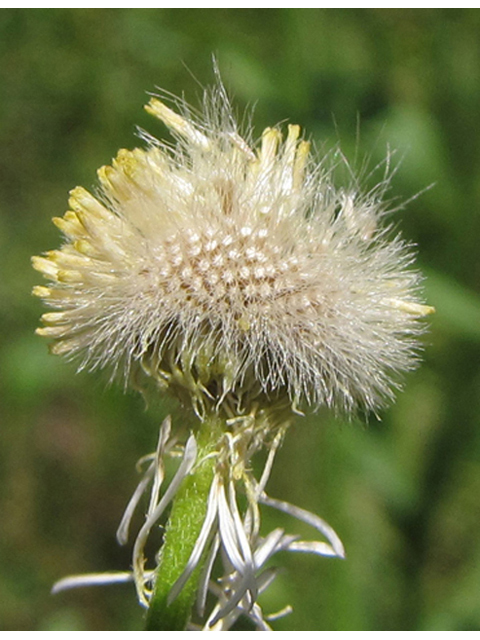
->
{"left": 33, "top": 84, "right": 433, "bottom": 415}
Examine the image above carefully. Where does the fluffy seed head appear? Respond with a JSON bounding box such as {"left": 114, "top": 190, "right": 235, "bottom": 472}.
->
{"left": 33, "top": 84, "right": 433, "bottom": 415}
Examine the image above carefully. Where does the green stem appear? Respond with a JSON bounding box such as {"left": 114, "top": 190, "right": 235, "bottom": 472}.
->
{"left": 145, "top": 414, "right": 223, "bottom": 631}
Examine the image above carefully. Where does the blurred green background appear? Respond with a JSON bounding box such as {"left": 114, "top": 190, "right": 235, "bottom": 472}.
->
{"left": 2, "top": 8, "right": 480, "bottom": 631}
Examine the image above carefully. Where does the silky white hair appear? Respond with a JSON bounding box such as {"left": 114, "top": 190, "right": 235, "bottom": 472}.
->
{"left": 33, "top": 83, "right": 433, "bottom": 413}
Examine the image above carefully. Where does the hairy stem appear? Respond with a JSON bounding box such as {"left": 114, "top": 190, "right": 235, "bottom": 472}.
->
{"left": 145, "top": 414, "right": 222, "bottom": 631}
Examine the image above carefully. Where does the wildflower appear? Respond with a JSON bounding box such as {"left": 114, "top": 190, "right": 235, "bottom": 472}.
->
{"left": 32, "top": 85, "right": 433, "bottom": 417}
{"left": 33, "top": 80, "right": 433, "bottom": 630}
